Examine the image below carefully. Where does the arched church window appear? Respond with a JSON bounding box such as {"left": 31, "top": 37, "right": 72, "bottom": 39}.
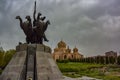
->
{"left": 64, "top": 55, "right": 67, "bottom": 59}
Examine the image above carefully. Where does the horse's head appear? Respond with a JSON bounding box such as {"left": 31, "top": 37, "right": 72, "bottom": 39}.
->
{"left": 37, "top": 12, "right": 42, "bottom": 20}
{"left": 38, "top": 12, "right": 42, "bottom": 16}
{"left": 46, "top": 20, "right": 50, "bottom": 25}
{"left": 41, "top": 16, "right": 46, "bottom": 21}
{"left": 25, "top": 15, "right": 31, "bottom": 21}
{"left": 15, "top": 16, "right": 20, "bottom": 19}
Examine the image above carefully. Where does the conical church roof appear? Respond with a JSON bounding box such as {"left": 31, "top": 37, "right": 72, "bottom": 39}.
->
{"left": 73, "top": 46, "right": 78, "bottom": 53}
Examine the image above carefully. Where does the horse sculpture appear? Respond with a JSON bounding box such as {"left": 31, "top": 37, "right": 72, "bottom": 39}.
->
{"left": 16, "top": 1, "right": 50, "bottom": 44}
{"left": 16, "top": 16, "right": 33, "bottom": 43}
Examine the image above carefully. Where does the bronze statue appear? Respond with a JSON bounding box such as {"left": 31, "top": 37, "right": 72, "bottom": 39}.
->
{"left": 16, "top": 1, "right": 50, "bottom": 44}
{"left": 25, "top": 16, "right": 33, "bottom": 43}
{"left": 36, "top": 15, "right": 49, "bottom": 42}
{"left": 16, "top": 16, "right": 33, "bottom": 43}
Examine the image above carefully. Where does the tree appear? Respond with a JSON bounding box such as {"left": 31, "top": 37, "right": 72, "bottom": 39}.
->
{"left": 117, "top": 56, "right": 120, "bottom": 64}
{"left": 0, "top": 51, "right": 4, "bottom": 67}
{"left": 3, "top": 49, "right": 16, "bottom": 67}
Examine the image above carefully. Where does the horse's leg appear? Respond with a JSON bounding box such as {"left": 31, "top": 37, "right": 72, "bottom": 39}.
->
{"left": 32, "top": 30, "right": 37, "bottom": 44}
{"left": 26, "top": 37, "right": 29, "bottom": 44}
{"left": 40, "top": 37, "right": 43, "bottom": 44}
{"left": 43, "top": 33, "right": 49, "bottom": 42}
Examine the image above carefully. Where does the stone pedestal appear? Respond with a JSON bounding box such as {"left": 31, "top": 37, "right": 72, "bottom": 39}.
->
{"left": 0, "top": 44, "right": 63, "bottom": 80}
{"left": 36, "top": 44, "right": 63, "bottom": 80}
{"left": 0, "top": 44, "right": 28, "bottom": 80}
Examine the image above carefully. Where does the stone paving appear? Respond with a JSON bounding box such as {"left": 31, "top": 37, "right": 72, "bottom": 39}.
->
{"left": 63, "top": 76, "right": 102, "bottom": 80}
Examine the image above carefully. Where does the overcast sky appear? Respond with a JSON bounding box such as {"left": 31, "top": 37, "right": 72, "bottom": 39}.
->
{"left": 0, "top": 0, "right": 120, "bottom": 56}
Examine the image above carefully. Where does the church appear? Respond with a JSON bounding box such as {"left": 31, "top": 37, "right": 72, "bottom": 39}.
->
{"left": 52, "top": 40, "right": 83, "bottom": 61}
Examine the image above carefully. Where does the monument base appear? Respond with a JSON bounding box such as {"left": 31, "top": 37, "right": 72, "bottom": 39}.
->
{"left": 0, "top": 44, "right": 63, "bottom": 80}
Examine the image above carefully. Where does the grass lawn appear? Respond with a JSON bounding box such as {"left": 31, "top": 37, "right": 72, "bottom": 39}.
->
{"left": 57, "top": 62, "right": 120, "bottom": 80}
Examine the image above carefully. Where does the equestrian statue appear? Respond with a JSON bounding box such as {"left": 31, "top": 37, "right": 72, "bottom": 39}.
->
{"left": 16, "top": 1, "right": 50, "bottom": 44}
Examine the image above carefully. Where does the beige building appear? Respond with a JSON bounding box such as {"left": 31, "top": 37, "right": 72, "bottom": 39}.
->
{"left": 52, "top": 40, "right": 83, "bottom": 61}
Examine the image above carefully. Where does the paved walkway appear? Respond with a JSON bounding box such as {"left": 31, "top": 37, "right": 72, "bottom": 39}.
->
{"left": 63, "top": 76, "right": 102, "bottom": 80}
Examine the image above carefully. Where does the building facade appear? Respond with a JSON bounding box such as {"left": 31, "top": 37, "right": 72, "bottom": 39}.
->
{"left": 52, "top": 40, "right": 83, "bottom": 61}
{"left": 105, "top": 51, "right": 117, "bottom": 57}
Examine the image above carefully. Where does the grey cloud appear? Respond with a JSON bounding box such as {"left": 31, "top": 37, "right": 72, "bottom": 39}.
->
{"left": 0, "top": 0, "right": 120, "bottom": 57}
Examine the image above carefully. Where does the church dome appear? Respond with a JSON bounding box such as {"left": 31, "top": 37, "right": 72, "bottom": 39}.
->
{"left": 57, "top": 40, "right": 66, "bottom": 48}
{"left": 73, "top": 47, "right": 78, "bottom": 53}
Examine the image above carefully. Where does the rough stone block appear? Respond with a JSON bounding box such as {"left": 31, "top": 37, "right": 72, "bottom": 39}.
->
{"left": 36, "top": 50, "right": 63, "bottom": 80}
{"left": 0, "top": 50, "right": 27, "bottom": 80}
{"left": 44, "top": 46, "right": 51, "bottom": 53}
{"left": 36, "top": 44, "right": 45, "bottom": 52}
{"left": 16, "top": 44, "right": 28, "bottom": 52}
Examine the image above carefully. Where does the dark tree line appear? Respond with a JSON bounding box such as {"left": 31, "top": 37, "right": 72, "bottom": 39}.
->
{"left": 71, "top": 56, "right": 120, "bottom": 65}
{"left": 0, "top": 49, "right": 16, "bottom": 70}
{"left": 57, "top": 55, "right": 120, "bottom": 65}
